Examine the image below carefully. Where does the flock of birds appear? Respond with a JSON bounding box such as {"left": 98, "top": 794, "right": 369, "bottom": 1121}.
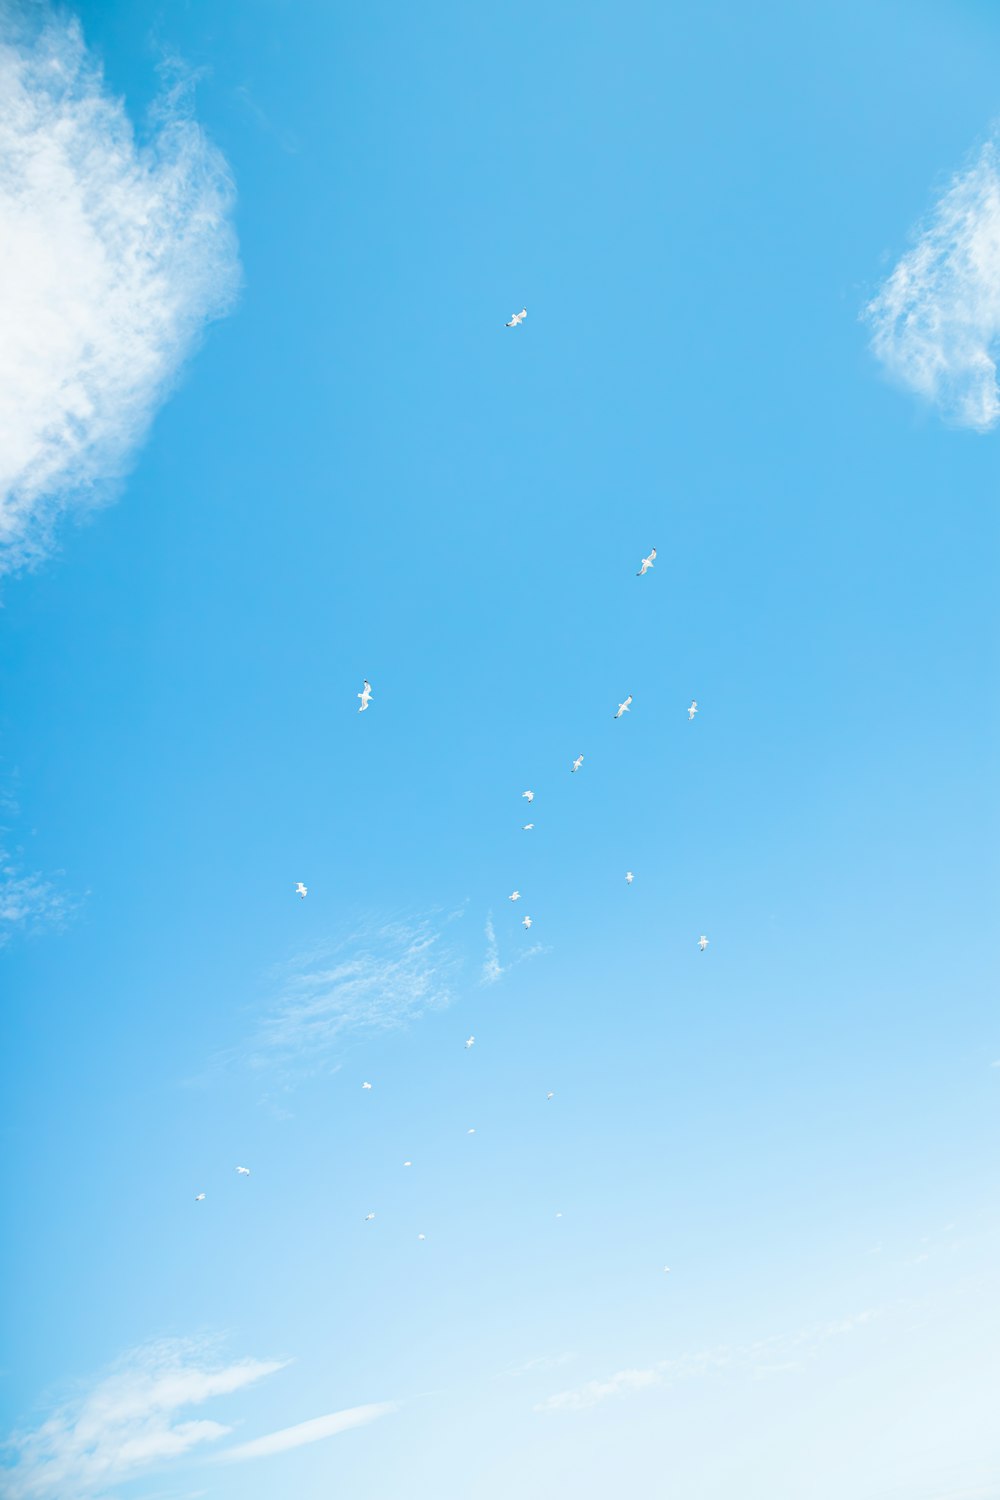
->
{"left": 195, "top": 310, "right": 708, "bottom": 1262}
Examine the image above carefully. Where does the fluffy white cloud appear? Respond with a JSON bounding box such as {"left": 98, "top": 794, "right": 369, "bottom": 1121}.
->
{"left": 0, "top": 841, "right": 71, "bottom": 945}
{"left": 866, "top": 135, "right": 1000, "bottom": 430}
{"left": 0, "top": 1339, "right": 285, "bottom": 1498}
{"left": 0, "top": 6, "right": 240, "bottom": 574}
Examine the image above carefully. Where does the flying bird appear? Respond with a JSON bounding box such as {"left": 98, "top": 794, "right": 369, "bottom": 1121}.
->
{"left": 403, "top": 1161, "right": 412, "bottom": 1168}
{"left": 663, "top": 1266, "right": 671, "bottom": 1273}
{"left": 688, "top": 700, "right": 698, "bottom": 720}
{"left": 615, "top": 695, "right": 633, "bottom": 719}
{"left": 522, "top": 822, "right": 534, "bottom": 831}
{"left": 698, "top": 935, "right": 709, "bottom": 952}
{"left": 465, "top": 1036, "right": 475, "bottom": 1049}
{"left": 467, "top": 1128, "right": 476, "bottom": 1135}
{"left": 295, "top": 882, "right": 307, "bottom": 899}
{"left": 417, "top": 1232, "right": 426, "bottom": 1240}
{"left": 522, "top": 915, "right": 533, "bottom": 929}
{"left": 506, "top": 307, "right": 527, "bottom": 327}
{"left": 194, "top": 1193, "right": 206, "bottom": 1202}
{"left": 362, "top": 1081, "right": 372, "bottom": 1090}
{"left": 546, "top": 1091, "right": 554, "bottom": 1100}
{"left": 235, "top": 1166, "right": 250, "bottom": 1176}
{"left": 625, "top": 871, "right": 634, "bottom": 885}
{"left": 358, "top": 679, "right": 372, "bottom": 712}
{"left": 364, "top": 1212, "right": 376, "bottom": 1222}
{"left": 571, "top": 755, "right": 584, "bottom": 773}
{"left": 637, "top": 547, "right": 656, "bottom": 576}
{"left": 509, "top": 890, "right": 521, "bottom": 902}
{"left": 522, "top": 790, "right": 535, "bottom": 803}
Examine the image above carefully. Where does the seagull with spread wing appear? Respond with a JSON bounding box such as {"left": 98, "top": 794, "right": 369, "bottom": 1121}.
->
{"left": 615, "top": 694, "right": 633, "bottom": 720}
{"left": 358, "top": 679, "right": 372, "bottom": 712}
{"left": 522, "top": 915, "right": 533, "bottom": 930}
{"left": 698, "top": 935, "right": 709, "bottom": 952}
{"left": 571, "top": 754, "right": 584, "bottom": 773}
{"left": 506, "top": 307, "right": 527, "bottom": 327}
{"left": 465, "top": 1036, "right": 475, "bottom": 1050}
{"left": 235, "top": 1166, "right": 250, "bottom": 1177}
{"left": 688, "top": 700, "right": 698, "bottom": 720}
{"left": 637, "top": 547, "right": 656, "bottom": 576}
{"left": 295, "top": 882, "right": 307, "bottom": 899}
{"left": 625, "top": 871, "right": 634, "bottom": 885}
{"left": 509, "top": 889, "right": 521, "bottom": 902}
{"left": 522, "top": 789, "right": 535, "bottom": 803}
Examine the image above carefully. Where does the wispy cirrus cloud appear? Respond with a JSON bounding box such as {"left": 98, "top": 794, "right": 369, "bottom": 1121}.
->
{"left": 535, "top": 1309, "right": 880, "bottom": 1413}
{"left": 866, "top": 133, "right": 1000, "bottom": 430}
{"left": 480, "top": 913, "right": 544, "bottom": 986}
{"left": 248, "top": 917, "right": 461, "bottom": 1070}
{"left": 214, "top": 1402, "right": 395, "bottom": 1464}
{"left": 0, "top": 1339, "right": 285, "bottom": 1499}
{"left": 0, "top": 6, "right": 240, "bottom": 574}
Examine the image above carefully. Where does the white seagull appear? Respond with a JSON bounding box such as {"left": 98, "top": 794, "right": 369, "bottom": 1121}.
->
{"left": 295, "top": 882, "right": 307, "bottom": 899}
{"left": 571, "top": 754, "right": 584, "bottom": 773}
{"left": 509, "top": 889, "right": 521, "bottom": 902}
{"left": 615, "top": 694, "right": 633, "bottom": 719}
{"left": 698, "top": 935, "right": 709, "bottom": 952}
{"left": 506, "top": 307, "right": 527, "bottom": 327}
{"left": 364, "top": 1212, "right": 376, "bottom": 1222}
{"left": 467, "top": 1128, "right": 476, "bottom": 1135}
{"left": 522, "top": 914, "right": 533, "bottom": 929}
{"left": 235, "top": 1166, "right": 250, "bottom": 1176}
{"left": 637, "top": 547, "right": 656, "bottom": 576}
{"left": 522, "top": 822, "right": 534, "bottom": 831}
{"left": 465, "top": 1035, "right": 475, "bottom": 1049}
{"left": 403, "top": 1161, "right": 412, "bottom": 1168}
{"left": 362, "top": 1080, "right": 372, "bottom": 1090}
{"left": 194, "top": 1193, "right": 206, "bottom": 1202}
{"left": 688, "top": 699, "right": 698, "bottom": 720}
{"left": 546, "top": 1091, "right": 554, "bottom": 1100}
{"left": 663, "top": 1265, "right": 671, "bottom": 1273}
{"left": 625, "top": 871, "right": 634, "bottom": 885}
{"left": 358, "top": 679, "right": 372, "bottom": 713}
{"left": 522, "top": 790, "right": 535, "bottom": 803}
{"left": 417, "top": 1232, "right": 426, "bottom": 1240}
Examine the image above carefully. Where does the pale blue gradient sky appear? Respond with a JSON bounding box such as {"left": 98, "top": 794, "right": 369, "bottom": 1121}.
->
{"left": 1, "top": 1, "right": 998, "bottom": 1497}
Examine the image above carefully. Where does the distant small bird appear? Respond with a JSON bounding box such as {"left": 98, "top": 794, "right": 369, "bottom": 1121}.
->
{"left": 358, "top": 679, "right": 372, "bottom": 712}
{"left": 235, "top": 1166, "right": 250, "bottom": 1176}
{"left": 364, "top": 1212, "right": 376, "bottom": 1222}
{"left": 522, "top": 790, "right": 535, "bottom": 803}
{"left": 614, "top": 695, "right": 633, "bottom": 720}
{"left": 555, "top": 1212, "right": 563, "bottom": 1219}
{"left": 506, "top": 307, "right": 527, "bottom": 327}
{"left": 403, "top": 1160, "right": 412, "bottom": 1167}
{"left": 698, "top": 935, "right": 709, "bottom": 951}
{"left": 571, "top": 754, "right": 584, "bottom": 773}
{"left": 637, "top": 547, "right": 656, "bottom": 576}
{"left": 522, "top": 915, "right": 533, "bottom": 929}
{"left": 509, "top": 889, "right": 521, "bottom": 902}
{"left": 688, "top": 699, "right": 698, "bottom": 720}
{"left": 465, "top": 1035, "right": 475, "bottom": 1049}
{"left": 417, "top": 1232, "right": 426, "bottom": 1240}
{"left": 522, "top": 822, "right": 534, "bottom": 831}
{"left": 546, "top": 1091, "right": 554, "bottom": 1100}
{"left": 467, "top": 1128, "right": 476, "bottom": 1135}
{"left": 625, "top": 871, "right": 634, "bottom": 885}
{"left": 663, "top": 1266, "right": 671, "bottom": 1273}
{"left": 362, "top": 1081, "right": 372, "bottom": 1090}
{"left": 194, "top": 1193, "right": 205, "bottom": 1202}
{"left": 295, "top": 882, "right": 307, "bottom": 899}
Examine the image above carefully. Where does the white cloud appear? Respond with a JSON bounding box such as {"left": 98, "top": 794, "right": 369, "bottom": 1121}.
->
{"left": 480, "top": 912, "right": 544, "bottom": 987}
{"left": 0, "top": 6, "right": 240, "bottom": 574}
{"left": 0, "top": 845, "right": 71, "bottom": 945}
{"left": 535, "top": 1368, "right": 660, "bottom": 1413}
{"left": 0, "top": 1339, "right": 285, "bottom": 1499}
{"left": 249, "top": 917, "right": 460, "bottom": 1068}
{"left": 215, "top": 1402, "right": 396, "bottom": 1464}
{"left": 866, "top": 134, "right": 1000, "bottom": 430}
{"left": 535, "top": 1310, "right": 880, "bottom": 1414}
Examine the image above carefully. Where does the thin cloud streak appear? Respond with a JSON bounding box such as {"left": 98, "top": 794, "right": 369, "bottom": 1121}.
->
{"left": 0, "top": 7, "right": 240, "bottom": 574}
{"left": 215, "top": 1402, "right": 396, "bottom": 1464}
{"left": 866, "top": 133, "right": 1000, "bottom": 430}
{"left": 535, "top": 1309, "right": 880, "bottom": 1413}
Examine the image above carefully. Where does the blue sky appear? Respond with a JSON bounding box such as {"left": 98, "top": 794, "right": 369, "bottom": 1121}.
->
{"left": 0, "top": 0, "right": 998, "bottom": 1496}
